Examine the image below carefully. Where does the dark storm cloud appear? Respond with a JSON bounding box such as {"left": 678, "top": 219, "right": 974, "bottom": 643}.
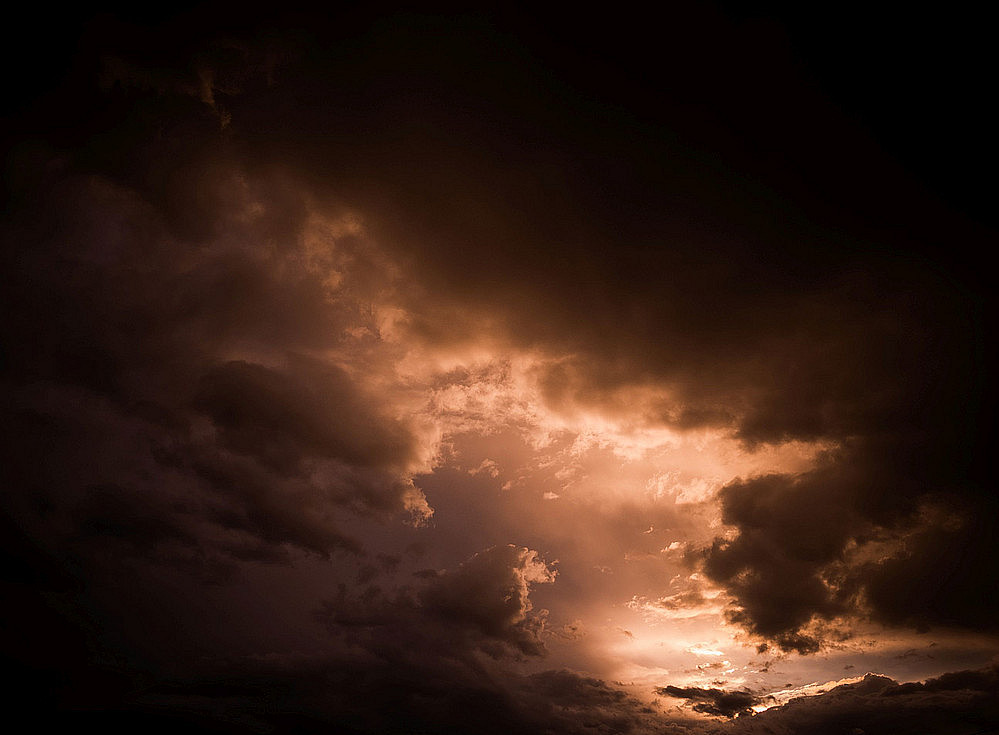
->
{"left": 194, "top": 358, "right": 413, "bottom": 476}
{"left": 251, "top": 5, "right": 997, "bottom": 652}
{"left": 699, "top": 441, "right": 999, "bottom": 650}
{"left": 731, "top": 667, "right": 999, "bottom": 735}
{"left": 135, "top": 545, "right": 681, "bottom": 735}
{"left": 108, "top": 555, "right": 678, "bottom": 735}
{"left": 699, "top": 469, "right": 853, "bottom": 652}
{"left": 0, "top": 163, "right": 423, "bottom": 561}
{"left": 847, "top": 507, "right": 999, "bottom": 633}
{"left": 0, "top": 101, "right": 432, "bottom": 712}
{"left": 86, "top": 657, "right": 680, "bottom": 735}
{"left": 657, "top": 685, "right": 760, "bottom": 718}
{"left": 316, "top": 544, "right": 556, "bottom": 660}
{"left": 419, "top": 544, "right": 555, "bottom": 657}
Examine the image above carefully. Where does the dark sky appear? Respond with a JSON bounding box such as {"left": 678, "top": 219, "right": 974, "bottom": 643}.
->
{"left": 2, "top": 3, "right": 996, "bottom": 733}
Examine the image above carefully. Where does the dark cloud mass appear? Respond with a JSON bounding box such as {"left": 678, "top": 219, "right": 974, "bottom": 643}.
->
{"left": 657, "top": 684, "right": 760, "bottom": 718}
{"left": 2, "top": 2, "right": 996, "bottom": 733}
{"left": 731, "top": 666, "right": 999, "bottom": 735}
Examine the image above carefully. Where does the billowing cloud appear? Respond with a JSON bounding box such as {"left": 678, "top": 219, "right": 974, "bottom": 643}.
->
{"left": 315, "top": 543, "right": 557, "bottom": 662}
{"left": 699, "top": 445, "right": 999, "bottom": 652}
{"left": 420, "top": 544, "right": 556, "bottom": 657}
{"left": 1, "top": 165, "right": 430, "bottom": 563}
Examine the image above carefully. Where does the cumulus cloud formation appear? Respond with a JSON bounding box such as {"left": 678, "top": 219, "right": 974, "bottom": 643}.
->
{"left": 1, "top": 165, "right": 429, "bottom": 563}
{"left": 0, "top": 147, "right": 441, "bottom": 713}
{"left": 420, "top": 544, "right": 556, "bottom": 657}
{"left": 315, "top": 544, "right": 557, "bottom": 661}
{"left": 700, "top": 446, "right": 999, "bottom": 652}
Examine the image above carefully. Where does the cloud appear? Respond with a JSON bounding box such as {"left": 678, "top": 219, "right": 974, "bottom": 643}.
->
{"left": 316, "top": 543, "right": 557, "bottom": 660}
{"left": 420, "top": 544, "right": 556, "bottom": 657}
{"left": 657, "top": 684, "right": 760, "bottom": 718}
{"left": 166, "top": 5, "right": 993, "bottom": 657}
{"left": 698, "top": 468, "right": 853, "bottom": 651}
{"left": 730, "top": 666, "right": 999, "bottom": 735}
{"left": 0, "top": 159, "right": 448, "bottom": 718}
{"left": 194, "top": 357, "right": 413, "bottom": 479}
{"left": 64, "top": 656, "right": 681, "bottom": 735}
{"left": 698, "top": 447, "right": 999, "bottom": 651}
{"left": 315, "top": 544, "right": 556, "bottom": 662}
{"left": 3, "top": 6, "right": 996, "bottom": 733}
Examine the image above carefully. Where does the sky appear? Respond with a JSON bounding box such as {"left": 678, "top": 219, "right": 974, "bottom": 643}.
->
{"left": 2, "top": 3, "right": 997, "bottom": 734}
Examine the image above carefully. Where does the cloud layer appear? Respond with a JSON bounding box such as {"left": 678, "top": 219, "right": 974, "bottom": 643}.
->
{"left": 2, "top": 4, "right": 996, "bottom": 733}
